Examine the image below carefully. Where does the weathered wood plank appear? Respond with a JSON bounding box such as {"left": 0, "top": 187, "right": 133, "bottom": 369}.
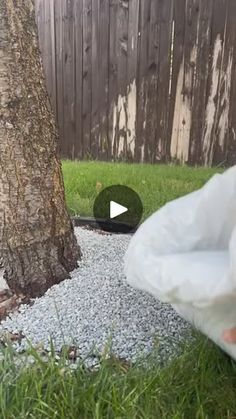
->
{"left": 136, "top": 0, "right": 151, "bottom": 162}
{"left": 115, "top": 0, "right": 129, "bottom": 160}
{"left": 49, "top": 0, "right": 57, "bottom": 119}
{"left": 55, "top": 0, "right": 65, "bottom": 154}
{"left": 145, "top": 0, "right": 160, "bottom": 162}
{"left": 126, "top": 0, "right": 140, "bottom": 161}
{"left": 91, "top": 0, "right": 100, "bottom": 158}
{"left": 171, "top": 0, "right": 201, "bottom": 164}
{"left": 227, "top": 0, "right": 236, "bottom": 165}
{"left": 108, "top": 0, "right": 118, "bottom": 160}
{"left": 212, "top": 0, "right": 235, "bottom": 165}
{"left": 168, "top": 0, "right": 186, "bottom": 162}
{"left": 202, "top": 0, "right": 228, "bottom": 165}
{"left": 74, "top": 0, "right": 83, "bottom": 158}
{"left": 188, "top": 0, "right": 213, "bottom": 164}
{"left": 181, "top": 0, "right": 201, "bottom": 163}
{"left": 98, "top": 0, "right": 109, "bottom": 159}
{"left": 82, "top": 0, "right": 92, "bottom": 157}
{"left": 63, "top": 0, "right": 75, "bottom": 159}
{"left": 44, "top": 0, "right": 53, "bottom": 105}
{"left": 155, "top": 0, "right": 173, "bottom": 162}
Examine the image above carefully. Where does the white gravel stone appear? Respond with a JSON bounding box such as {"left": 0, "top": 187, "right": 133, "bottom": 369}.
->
{"left": 0, "top": 227, "right": 191, "bottom": 363}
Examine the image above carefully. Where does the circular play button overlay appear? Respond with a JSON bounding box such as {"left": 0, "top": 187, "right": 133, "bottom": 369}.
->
{"left": 93, "top": 185, "right": 143, "bottom": 233}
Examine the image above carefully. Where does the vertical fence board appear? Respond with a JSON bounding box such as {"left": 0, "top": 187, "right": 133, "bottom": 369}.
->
{"left": 188, "top": 0, "right": 213, "bottom": 164}
{"left": 61, "top": 0, "right": 67, "bottom": 156}
{"left": 108, "top": 0, "right": 118, "bottom": 159}
{"left": 115, "top": 0, "right": 129, "bottom": 159}
{"left": 55, "top": 0, "right": 65, "bottom": 154}
{"left": 83, "top": 0, "right": 92, "bottom": 157}
{"left": 202, "top": 0, "right": 228, "bottom": 165}
{"left": 127, "top": 0, "right": 139, "bottom": 84}
{"left": 155, "top": 0, "right": 173, "bottom": 161}
{"left": 227, "top": 0, "right": 236, "bottom": 165}
{"left": 136, "top": 0, "right": 151, "bottom": 162}
{"left": 91, "top": 0, "right": 100, "bottom": 158}
{"left": 49, "top": 0, "right": 57, "bottom": 118}
{"left": 63, "top": 0, "right": 75, "bottom": 158}
{"left": 44, "top": 0, "right": 53, "bottom": 105}
{"left": 127, "top": 0, "right": 139, "bottom": 160}
{"left": 175, "top": 0, "right": 201, "bottom": 164}
{"left": 99, "top": 0, "right": 109, "bottom": 159}
{"left": 212, "top": 0, "right": 234, "bottom": 165}
{"left": 145, "top": 0, "right": 160, "bottom": 162}
{"left": 74, "top": 0, "right": 83, "bottom": 158}
{"left": 168, "top": 0, "right": 186, "bottom": 162}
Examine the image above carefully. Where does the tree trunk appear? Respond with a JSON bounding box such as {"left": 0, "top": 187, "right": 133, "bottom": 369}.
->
{"left": 0, "top": 0, "right": 81, "bottom": 297}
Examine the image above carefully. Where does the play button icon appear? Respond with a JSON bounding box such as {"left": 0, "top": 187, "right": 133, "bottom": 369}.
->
{"left": 110, "top": 201, "right": 128, "bottom": 219}
{"left": 93, "top": 185, "right": 143, "bottom": 233}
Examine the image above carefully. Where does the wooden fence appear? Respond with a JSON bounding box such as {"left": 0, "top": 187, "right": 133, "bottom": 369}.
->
{"left": 34, "top": 0, "right": 236, "bottom": 166}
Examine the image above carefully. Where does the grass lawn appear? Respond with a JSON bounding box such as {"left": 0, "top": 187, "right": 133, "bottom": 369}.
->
{"left": 1, "top": 335, "right": 236, "bottom": 418}
{"left": 2, "top": 162, "right": 235, "bottom": 418}
{"left": 62, "top": 161, "right": 221, "bottom": 219}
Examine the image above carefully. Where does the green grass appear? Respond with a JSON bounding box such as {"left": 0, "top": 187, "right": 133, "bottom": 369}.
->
{"left": 62, "top": 161, "right": 221, "bottom": 220}
{"left": 1, "top": 334, "right": 236, "bottom": 418}
{"left": 1, "top": 162, "right": 233, "bottom": 418}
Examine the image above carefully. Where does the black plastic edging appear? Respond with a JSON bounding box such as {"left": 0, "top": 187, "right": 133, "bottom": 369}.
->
{"left": 72, "top": 216, "right": 138, "bottom": 234}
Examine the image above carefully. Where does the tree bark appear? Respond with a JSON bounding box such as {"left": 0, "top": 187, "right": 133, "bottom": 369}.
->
{"left": 0, "top": 0, "right": 81, "bottom": 297}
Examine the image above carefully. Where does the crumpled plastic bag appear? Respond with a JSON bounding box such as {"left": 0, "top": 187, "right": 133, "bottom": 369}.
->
{"left": 124, "top": 166, "right": 236, "bottom": 360}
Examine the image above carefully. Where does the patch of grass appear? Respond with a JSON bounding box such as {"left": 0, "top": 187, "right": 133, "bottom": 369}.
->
{"left": 62, "top": 161, "right": 221, "bottom": 220}
{"left": 1, "top": 334, "right": 236, "bottom": 418}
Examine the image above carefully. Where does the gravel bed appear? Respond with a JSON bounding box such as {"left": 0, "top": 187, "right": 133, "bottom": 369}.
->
{"left": 0, "top": 227, "right": 191, "bottom": 365}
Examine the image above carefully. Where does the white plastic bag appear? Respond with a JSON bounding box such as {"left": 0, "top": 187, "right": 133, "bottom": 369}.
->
{"left": 124, "top": 166, "right": 236, "bottom": 360}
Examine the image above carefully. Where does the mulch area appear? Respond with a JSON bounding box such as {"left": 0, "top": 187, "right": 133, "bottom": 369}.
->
{"left": 0, "top": 288, "right": 29, "bottom": 322}
{"left": 0, "top": 288, "right": 31, "bottom": 345}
